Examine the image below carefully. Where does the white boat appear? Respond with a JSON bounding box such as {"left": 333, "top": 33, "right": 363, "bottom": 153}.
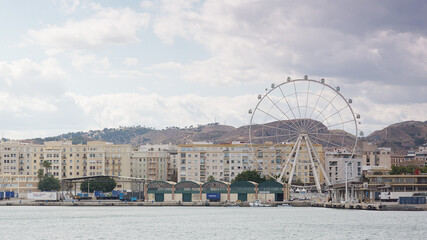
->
{"left": 277, "top": 203, "right": 291, "bottom": 207}
{"left": 249, "top": 199, "right": 271, "bottom": 207}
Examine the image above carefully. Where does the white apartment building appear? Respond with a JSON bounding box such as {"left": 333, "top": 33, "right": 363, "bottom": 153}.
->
{"left": 325, "top": 148, "right": 363, "bottom": 184}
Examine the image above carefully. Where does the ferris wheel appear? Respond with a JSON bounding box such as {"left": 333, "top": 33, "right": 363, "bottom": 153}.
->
{"left": 248, "top": 76, "right": 359, "bottom": 191}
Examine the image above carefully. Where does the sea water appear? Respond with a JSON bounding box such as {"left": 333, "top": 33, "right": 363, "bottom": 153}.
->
{"left": 0, "top": 206, "right": 425, "bottom": 239}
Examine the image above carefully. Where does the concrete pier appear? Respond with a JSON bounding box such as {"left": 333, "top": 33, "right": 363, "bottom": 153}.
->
{"left": 310, "top": 202, "right": 427, "bottom": 211}
{"left": 0, "top": 199, "right": 425, "bottom": 210}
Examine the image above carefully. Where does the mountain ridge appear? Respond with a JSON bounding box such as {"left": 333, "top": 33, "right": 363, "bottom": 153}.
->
{"left": 23, "top": 120, "right": 426, "bottom": 151}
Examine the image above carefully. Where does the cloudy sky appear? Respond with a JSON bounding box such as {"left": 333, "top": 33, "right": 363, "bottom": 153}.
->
{"left": 0, "top": 0, "right": 426, "bottom": 139}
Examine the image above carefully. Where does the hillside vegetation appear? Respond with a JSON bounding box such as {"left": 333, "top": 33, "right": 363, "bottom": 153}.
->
{"left": 28, "top": 121, "right": 426, "bottom": 152}
{"left": 366, "top": 121, "right": 427, "bottom": 149}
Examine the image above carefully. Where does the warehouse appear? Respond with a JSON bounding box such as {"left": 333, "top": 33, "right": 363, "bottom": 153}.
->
{"left": 230, "top": 181, "right": 258, "bottom": 202}
{"left": 258, "top": 181, "right": 284, "bottom": 202}
{"left": 147, "top": 181, "right": 175, "bottom": 202}
{"left": 174, "top": 181, "right": 202, "bottom": 202}
{"left": 202, "top": 181, "right": 230, "bottom": 202}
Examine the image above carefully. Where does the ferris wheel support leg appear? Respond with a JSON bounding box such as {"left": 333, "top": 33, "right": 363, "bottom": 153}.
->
{"left": 304, "top": 136, "right": 322, "bottom": 192}
{"left": 287, "top": 136, "right": 303, "bottom": 187}
{"left": 278, "top": 136, "right": 300, "bottom": 183}
{"left": 306, "top": 137, "right": 331, "bottom": 186}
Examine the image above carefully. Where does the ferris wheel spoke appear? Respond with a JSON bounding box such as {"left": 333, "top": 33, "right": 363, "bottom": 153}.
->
{"left": 325, "top": 119, "right": 355, "bottom": 129}
{"left": 256, "top": 107, "right": 285, "bottom": 123}
{"left": 265, "top": 95, "right": 303, "bottom": 132}
{"left": 308, "top": 136, "right": 321, "bottom": 146}
{"left": 304, "top": 81, "right": 310, "bottom": 119}
{"left": 260, "top": 148, "right": 288, "bottom": 167}
{"left": 278, "top": 86, "right": 303, "bottom": 130}
{"left": 305, "top": 119, "right": 324, "bottom": 134}
{"left": 312, "top": 119, "right": 353, "bottom": 134}
{"left": 293, "top": 81, "right": 302, "bottom": 120}
{"left": 341, "top": 132, "right": 346, "bottom": 146}
{"left": 309, "top": 132, "right": 346, "bottom": 139}
{"left": 301, "top": 82, "right": 311, "bottom": 131}
{"left": 308, "top": 84, "right": 325, "bottom": 119}
{"left": 313, "top": 93, "right": 339, "bottom": 121}
{"left": 305, "top": 102, "right": 331, "bottom": 133}
{"left": 260, "top": 123, "right": 300, "bottom": 134}
{"left": 309, "top": 134, "right": 343, "bottom": 148}
{"left": 323, "top": 105, "right": 349, "bottom": 122}
{"left": 258, "top": 109, "right": 299, "bottom": 135}
{"left": 252, "top": 132, "right": 299, "bottom": 141}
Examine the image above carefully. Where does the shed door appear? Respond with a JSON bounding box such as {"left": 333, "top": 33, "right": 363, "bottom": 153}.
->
{"left": 238, "top": 193, "right": 247, "bottom": 202}
{"left": 183, "top": 193, "right": 192, "bottom": 202}
{"left": 275, "top": 193, "right": 284, "bottom": 202}
{"left": 155, "top": 193, "right": 164, "bottom": 202}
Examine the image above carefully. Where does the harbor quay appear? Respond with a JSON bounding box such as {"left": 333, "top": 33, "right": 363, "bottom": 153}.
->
{"left": 1, "top": 198, "right": 426, "bottom": 211}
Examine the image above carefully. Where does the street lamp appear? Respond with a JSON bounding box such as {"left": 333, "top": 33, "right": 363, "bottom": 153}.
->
{"left": 345, "top": 161, "right": 353, "bottom": 203}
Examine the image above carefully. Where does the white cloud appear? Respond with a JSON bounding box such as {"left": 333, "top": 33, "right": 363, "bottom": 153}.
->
{"left": 124, "top": 57, "right": 139, "bottom": 66}
{"left": 152, "top": 0, "right": 427, "bottom": 88}
{"left": 25, "top": 7, "right": 150, "bottom": 53}
{"left": 352, "top": 98, "right": 427, "bottom": 135}
{"left": 140, "top": 1, "right": 153, "bottom": 9}
{"left": 71, "top": 53, "right": 110, "bottom": 71}
{"left": 0, "top": 58, "right": 67, "bottom": 96}
{"left": 66, "top": 92, "right": 256, "bottom": 129}
{"left": 0, "top": 92, "right": 57, "bottom": 114}
{"left": 57, "top": 0, "right": 81, "bottom": 13}
{"left": 1, "top": 0, "right": 426, "bottom": 140}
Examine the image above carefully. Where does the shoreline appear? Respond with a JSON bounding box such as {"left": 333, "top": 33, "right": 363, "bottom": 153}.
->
{"left": 1, "top": 199, "right": 426, "bottom": 211}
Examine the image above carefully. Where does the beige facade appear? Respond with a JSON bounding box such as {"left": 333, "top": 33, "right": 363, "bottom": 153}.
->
{"left": 177, "top": 142, "right": 254, "bottom": 183}
{"left": 130, "top": 144, "right": 177, "bottom": 182}
{"left": 0, "top": 141, "right": 132, "bottom": 194}
{"left": 131, "top": 149, "right": 168, "bottom": 181}
{"left": 177, "top": 142, "right": 324, "bottom": 184}
{"left": 254, "top": 142, "right": 324, "bottom": 185}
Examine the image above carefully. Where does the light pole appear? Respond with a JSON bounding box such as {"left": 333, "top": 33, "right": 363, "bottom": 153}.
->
{"left": 345, "top": 161, "right": 352, "bottom": 203}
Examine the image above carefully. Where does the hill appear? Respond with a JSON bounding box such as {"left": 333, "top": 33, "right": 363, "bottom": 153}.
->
{"left": 28, "top": 120, "right": 357, "bottom": 148}
{"left": 26, "top": 120, "right": 427, "bottom": 151}
{"left": 366, "top": 121, "right": 427, "bottom": 149}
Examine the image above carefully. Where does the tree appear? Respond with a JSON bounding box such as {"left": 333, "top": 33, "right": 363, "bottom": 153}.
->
{"left": 41, "top": 161, "right": 52, "bottom": 175}
{"left": 38, "top": 176, "right": 61, "bottom": 191}
{"left": 37, "top": 169, "right": 44, "bottom": 180}
{"left": 207, "top": 175, "right": 215, "bottom": 182}
{"left": 232, "top": 170, "right": 266, "bottom": 183}
{"left": 80, "top": 177, "right": 117, "bottom": 193}
{"left": 390, "top": 165, "right": 420, "bottom": 175}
